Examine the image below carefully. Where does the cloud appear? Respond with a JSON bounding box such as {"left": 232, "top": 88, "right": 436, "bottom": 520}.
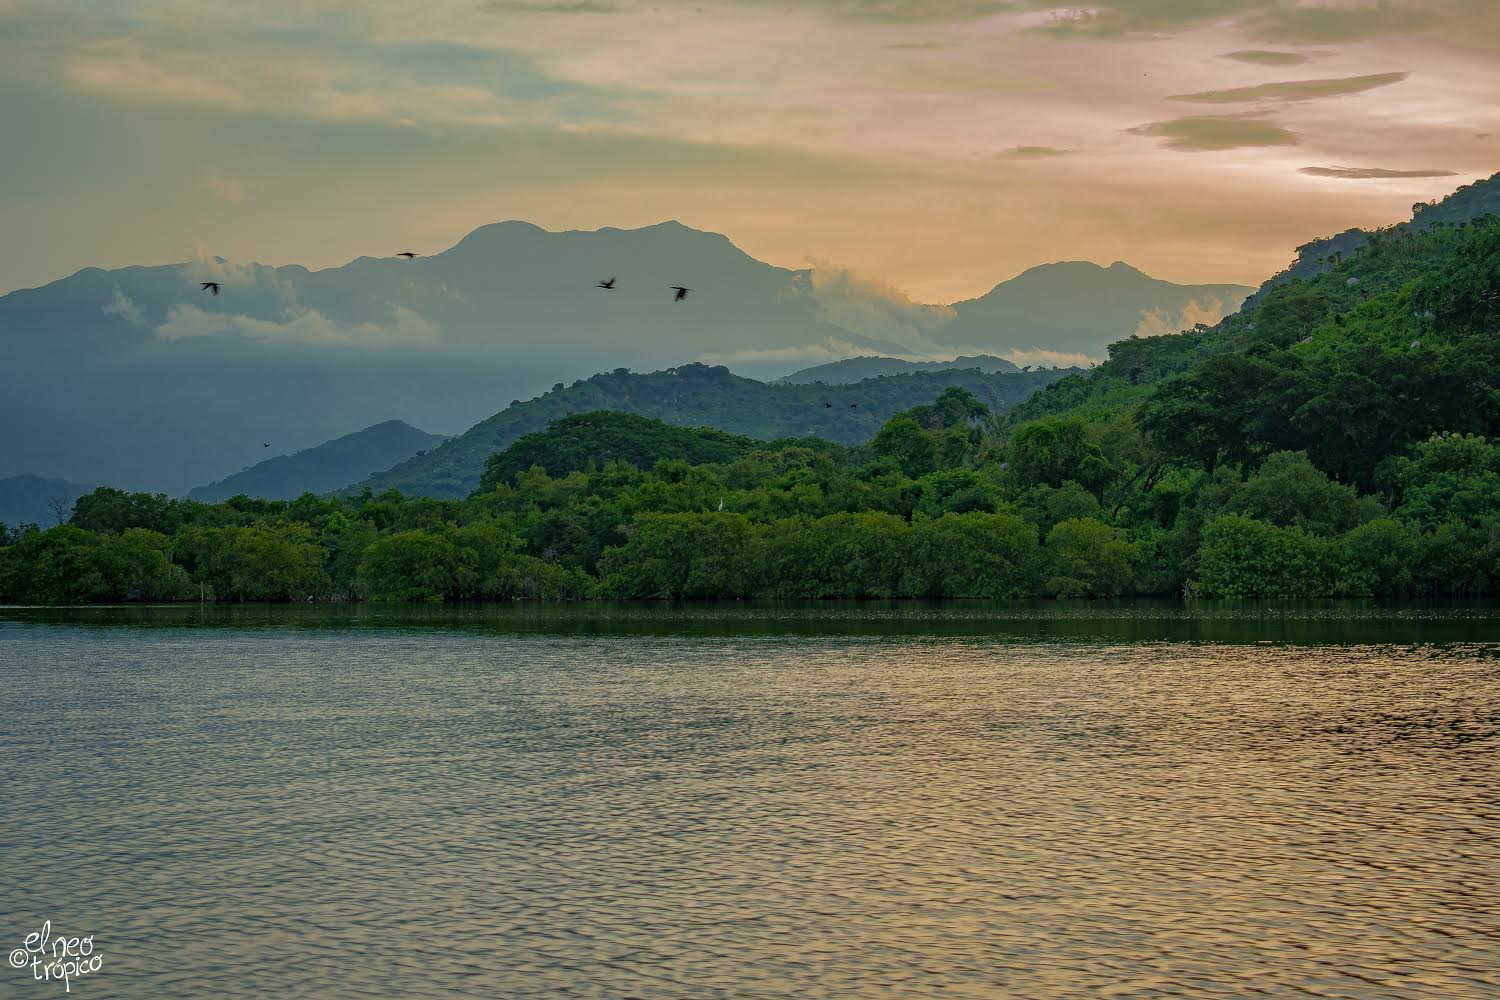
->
{"left": 1031, "top": 2, "right": 1249, "bottom": 38}
{"left": 478, "top": 0, "right": 624, "bottom": 12}
{"left": 780, "top": 263, "right": 953, "bottom": 349}
{"left": 6, "top": 0, "right": 1499, "bottom": 309}
{"left": 201, "top": 174, "right": 246, "bottom": 203}
{"left": 187, "top": 244, "right": 264, "bottom": 290}
{"left": 59, "top": 34, "right": 626, "bottom": 131}
{"left": 101, "top": 286, "right": 145, "bottom": 325}
{"left": 775, "top": 1, "right": 1015, "bottom": 24}
{"left": 66, "top": 41, "right": 246, "bottom": 109}
{"left": 1004, "top": 145, "right": 1072, "bottom": 158}
{"left": 1221, "top": 49, "right": 1311, "bottom": 66}
{"left": 1300, "top": 165, "right": 1457, "bottom": 179}
{"left": 697, "top": 336, "right": 881, "bottom": 368}
{"left": 1128, "top": 112, "right": 1300, "bottom": 151}
{"left": 1026, "top": 1, "right": 1445, "bottom": 43}
{"left": 475, "top": 0, "right": 1486, "bottom": 37}
{"left": 154, "top": 303, "right": 439, "bottom": 346}
{"left": 1246, "top": 1, "right": 1431, "bottom": 43}
{"left": 1168, "top": 71, "right": 1408, "bottom": 104}
{"left": 1133, "top": 294, "right": 1232, "bottom": 338}
{"left": 1001, "top": 347, "right": 1100, "bottom": 369}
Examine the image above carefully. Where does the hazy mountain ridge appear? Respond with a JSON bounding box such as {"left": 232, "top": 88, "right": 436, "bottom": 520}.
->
{"left": 350, "top": 363, "right": 1075, "bottom": 498}
{"left": 1, "top": 219, "right": 1246, "bottom": 493}
{"left": 0, "top": 475, "right": 94, "bottom": 529}
{"left": 188, "top": 420, "right": 448, "bottom": 502}
{"left": 941, "top": 260, "right": 1253, "bottom": 358}
{"left": 776, "top": 355, "right": 1021, "bottom": 384}
{"left": 0, "top": 221, "right": 889, "bottom": 493}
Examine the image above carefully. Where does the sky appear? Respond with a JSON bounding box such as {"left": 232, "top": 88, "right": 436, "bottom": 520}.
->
{"left": 2, "top": 0, "right": 1498, "bottom": 304}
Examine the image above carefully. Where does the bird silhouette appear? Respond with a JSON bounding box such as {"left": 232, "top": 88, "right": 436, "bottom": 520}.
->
{"left": 262, "top": 443, "right": 270, "bottom": 448}
{"left": 397, "top": 251, "right": 418, "bottom": 259}
{"left": 200, "top": 281, "right": 220, "bottom": 296}
{"left": 671, "top": 286, "right": 691, "bottom": 302}
{"left": 849, "top": 403, "right": 858, "bottom": 409}
{"left": 824, "top": 402, "right": 832, "bottom": 408}
{"left": 597, "top": 277, "right": 616, "bottom": 290}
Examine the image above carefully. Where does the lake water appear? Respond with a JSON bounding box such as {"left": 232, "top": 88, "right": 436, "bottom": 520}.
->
{"left": 2, "top": 602, "right": 1498, "bottom": 998}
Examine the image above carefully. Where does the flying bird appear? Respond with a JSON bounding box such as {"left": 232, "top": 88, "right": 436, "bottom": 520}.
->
{"left": 200, "top": 281, "right": 220, "bottom": 296}
{"left": 849, "top": 403, "right": 858, "bottom": 409}
{"left": 597, "top": 277, "right": 616, "bottom": 290}
{"left": 397, "top": 251, "right": 418, "bottom": 259}
{"left": 263, "top": 443, "right": 270, "bottom": 448}
{"left": 824, "top": 402, "right": 832, "bottom": 408}
{"left": 671, "top": 286, "right": 691, "bottom": 302}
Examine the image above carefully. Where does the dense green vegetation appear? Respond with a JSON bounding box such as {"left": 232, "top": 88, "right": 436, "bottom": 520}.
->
{"left": 476, "top": 412, "right": 840, "bottom": 490}
{"left": 3, "top": 181, "right": 1498, "bottom": 604}
{"left": 1245, "top": 169, "right": 1500, "bottom": 304}
{"left": 354, "top": 363, "right": 1073, "bottom": 497}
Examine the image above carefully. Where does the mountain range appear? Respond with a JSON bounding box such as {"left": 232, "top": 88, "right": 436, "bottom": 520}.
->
{"left": 0, "top": 222, "right": 1249, "bottom": 494}
{"left": 777, "top": 355, "right": 1021, "bottom": 384}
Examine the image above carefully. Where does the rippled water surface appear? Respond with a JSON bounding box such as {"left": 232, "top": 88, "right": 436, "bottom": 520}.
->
{"left": 2, "top": 603, "right": 1498, "bottom": 998}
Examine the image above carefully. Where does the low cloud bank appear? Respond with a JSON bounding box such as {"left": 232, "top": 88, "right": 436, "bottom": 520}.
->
{"left": 780, "top": 262, "right": 953, "bottom": 348}
{"left": 1133, "top": 295, "right": 1231, "bottom": 338}
{"left": 155, "top": 303, "right": 439, "bottom": 347}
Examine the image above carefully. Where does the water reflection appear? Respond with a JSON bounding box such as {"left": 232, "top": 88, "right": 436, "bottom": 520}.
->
{"left": 1, "top": 609, "right": 1497, "bottom": 997}
{"left": 5, "top": 598, "right": 1500, "bottom": 647}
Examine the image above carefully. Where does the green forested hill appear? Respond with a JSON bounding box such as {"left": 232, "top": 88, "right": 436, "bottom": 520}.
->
{"left": 478, "top": 412, "right": 837, "bottom": 489}
{"left": 352, "top": 363, "right": 1073, "bottom": 498}
{"left": 971, "top": 200, "right": 1500, "bottom": 597}
{"left": 1244, "top": 170, "right": 1500, "bottom": 306}
{"left": 1006, "top": 194, "right": 1500, "bottom": 457}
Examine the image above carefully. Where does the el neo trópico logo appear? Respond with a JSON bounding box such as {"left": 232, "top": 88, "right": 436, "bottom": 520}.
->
{"left": 8, "top": 921, "right": 103, "bottom": 993}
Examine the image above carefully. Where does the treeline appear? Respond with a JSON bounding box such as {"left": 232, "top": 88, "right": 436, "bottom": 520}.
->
{"left": 1, "top": 408, "right": 1496, "bottom": 602}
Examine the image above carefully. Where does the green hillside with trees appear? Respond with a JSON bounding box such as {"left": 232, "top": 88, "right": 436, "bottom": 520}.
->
{"left": 351, "top": 363, "right": 1074, "bottom": 498}
{"left": 477, "top": 412, "right": 843, "bottom": 489}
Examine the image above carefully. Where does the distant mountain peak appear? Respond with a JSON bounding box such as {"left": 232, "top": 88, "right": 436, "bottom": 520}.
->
{"left": 943, "top": 259, "right": 1254, "bottom": 357}
{"left": 445, "top": 219, "right": 549, "bottom": 252}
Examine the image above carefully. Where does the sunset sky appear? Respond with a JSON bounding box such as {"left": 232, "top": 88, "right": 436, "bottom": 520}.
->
{"left": 2, "top": 0, "right": 1497, "bottom": 303}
